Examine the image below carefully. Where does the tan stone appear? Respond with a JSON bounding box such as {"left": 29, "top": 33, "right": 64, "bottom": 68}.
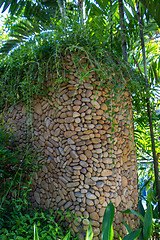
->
{"left": 122, "top": 176, "right": 128, "bottom": 187}
{"left": 90, "top": 212, "right": 99, "bottom": 221}
{"left": 80, "top": 161, "right": 88, "bottom": 167}
{"left": 123, "top": 155, "right": 127, "bottom": 163}
{"left": 80, "top": 154, "right": 87, "bottom": 161}
{"left": 99, "top": 196, "right": 105, "bottom": 204}
{"left": 74, "top": 100, "right": 81, "bottom": 105}
{"left": 99, "top": 208, "right": 106, "bottom": 217}
{"left": 65, "top": 117, "right": 74, "bottom": 123}
{"left": 92, "top": 138, "right": 101, "bottom": 144}
{"left": 86, "top": 199, "right": 94, "bottom": 206}
{"left": 87, "top": 206, "right": 96, "bottom": 213}
{"left": 81, "top": 135, "right": 90, "bottom": 140}
{"left": 101, "top": 103, "right": 107, "bottom": 111}
{"left": 115, "top": 196, "right": 121, "bottom": 207}
{"left": 64, "top": 131, "right": 75, "bottom": 138}
{"left": 93, "top": 228, "right": 100, "bottom": 236}
{"left": 85, "top": 150, "right": 92, "bottom": 158}
{"left": 91, "top": 100, "right": 100, "bottom": 109}
{"left": 73, "top": 112, "right": 80, "bottom": 117}
{"left": 127, "top": 200, "right": 133, "bottom": 209}
{"left": 101, "top": 169, "right": 112, "bottom": 177}
{"left": 67, "top": 182, "right": 79, "bottom": 188}
{"left": 73, "top": 106, "right": 80, "bottom": 111}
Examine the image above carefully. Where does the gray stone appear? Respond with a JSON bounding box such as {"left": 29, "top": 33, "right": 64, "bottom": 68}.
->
{"left": 70, "top": 150, "right": 78, "bottom": 159}
{"left": 67, "top": 182, "right": 79, "bottom": 188}
{"left": 86, "top": 192, "right": 96, "bottom": 200}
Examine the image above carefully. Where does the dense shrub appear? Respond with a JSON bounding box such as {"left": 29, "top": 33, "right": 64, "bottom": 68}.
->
{"left": 0, "top": 126, "right": 78, "bottom": 239}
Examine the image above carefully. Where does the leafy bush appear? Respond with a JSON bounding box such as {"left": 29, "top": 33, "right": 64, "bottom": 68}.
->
{"left": 0, "top": 203, "right": 75, "bottom": 239}
{"left": 0, "top": 126, "right": 38, "bottom": 195}
{"left": 0, "top": 126, "right": 77, "bottom": 240}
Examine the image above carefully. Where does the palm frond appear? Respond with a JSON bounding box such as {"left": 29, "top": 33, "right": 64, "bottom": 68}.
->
{"left": 140, "top": 0, "right": 160, "bottom": 28}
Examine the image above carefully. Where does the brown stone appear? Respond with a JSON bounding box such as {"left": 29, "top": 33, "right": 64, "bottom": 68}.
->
{"left": 84, "top": 83, "right": 93, "bottom": 90}
{"left": 96, "top": 110, "right": 103, "bottom": 115}
{"left": 34, "top": 192, "right": 40, "bottom": 204}
{"left": 74, "top": 100, "right": 81, "bottom": 105}
{"left": 34, "top": 103, "right": 42, "bottom": 115}
{"left": 65, "top": 117, "right": 74, "bottom": 123}
{"left": 64, "top": 131, "right": 75, "bottom": 138}
{"left": 93, "top": 228, "right": 100, "bottom": 236}
{"left": 79, "top": 105, "right": 88, "bottom": 113}
{"left": 87, "top": 206, "right": 96, "bottom": 213}
{"left": 85, "top": 150, "right": 92, "bottom": 158}
{"left": 90, "top": 212, "right": 99, "bottom": 221}
{"left": 86, "top": 90, "right": 92, "bottom": 98}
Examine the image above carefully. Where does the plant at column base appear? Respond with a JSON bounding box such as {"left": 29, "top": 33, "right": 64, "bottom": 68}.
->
{"left": 85, "top": 201, "right": 155, "bottom": 240}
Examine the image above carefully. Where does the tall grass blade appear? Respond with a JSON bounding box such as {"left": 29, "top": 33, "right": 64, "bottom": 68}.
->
{"left": 123, "top": 209, "right": 144, "bottom": 222}
{"left": 122, "top": 229, "right": 142, "bottom": 240}
{"left": 63, "top": 232, "right": 70, "bottom": 240}
{"left": 122, "top": 220, "right": 132, "bottom": 233}
{"left": 143, "top": 203, "right": 153, "bottom": 240}
{"left": 34, "top": 224, "right": 39, "bottom": 240}
{"left": 102, "top": 202, "right": 114, "bottom": 240}
{"left": 85, "top": 222, "right": 93, "bottom": 240}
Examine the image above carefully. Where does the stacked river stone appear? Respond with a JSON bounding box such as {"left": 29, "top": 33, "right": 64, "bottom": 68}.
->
{"left": 4, "top": 53, "right": 139, "bottom": 239}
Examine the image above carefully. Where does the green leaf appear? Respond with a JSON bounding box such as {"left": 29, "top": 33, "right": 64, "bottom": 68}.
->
{"left": 122, "top": 220, "right": 132, "bottom": 233}
{"left": 85, "top": 222, "right": 93, "bottom": 240}
{"left": 138, "top": 200, "right": 145, "bottom": 218}
{"left": 143, "top": 203, "right": 153, "bottom": 240}
{"left": 63, "top": 232, "right": 70, "bottom": 240}
{"left": 102, "top": 202, "right": 114, "bottom": 240}
{"left": 2, "top": 0, "right": 12, "bottom": 12}
{"left": 116, "top": 232, "right": 122, "bottom": 240}
{"left": 122, "top": 229, "right": 142, "bottom": 240}
{"left": 122, "top": 209, "right": 144, "bottom": 222}
{"left": 34, "top": 224, "right": 39, "bottom": 240}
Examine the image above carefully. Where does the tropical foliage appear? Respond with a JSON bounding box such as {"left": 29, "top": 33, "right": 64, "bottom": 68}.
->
{"left": 0, "top": 0, "right": 160, "bottom": 238}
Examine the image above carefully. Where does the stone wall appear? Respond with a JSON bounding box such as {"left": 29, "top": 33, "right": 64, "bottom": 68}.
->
{"left": 4, "top": 54, "right": 139, "bottom": 239}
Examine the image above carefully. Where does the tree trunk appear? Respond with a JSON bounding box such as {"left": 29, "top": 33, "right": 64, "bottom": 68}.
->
{"left": 136, "top": 0, "right": 160, "bottom": 217}
{"left": 78, "top": 0, "right": 85, "bottom": 25}
{"left": 118, "top": 0, "right": 128, "bottom": 61}
{"left": 110, "top": 0, "right": 113, "bottom": 49}
{"left": 57, "top": 0, "right": 65, "bottom": 19}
